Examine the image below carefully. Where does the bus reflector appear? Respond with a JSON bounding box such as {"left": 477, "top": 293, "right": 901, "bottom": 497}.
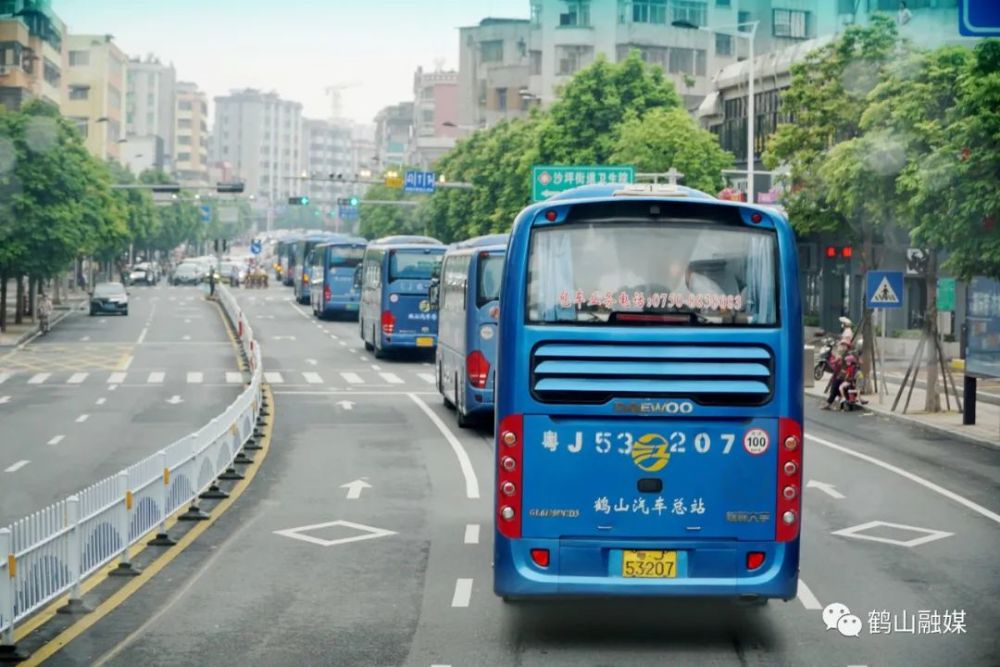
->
{"left": 381, "top": 310, "right": 396, "bottom": 334}
{"left": 467, "top": 350, "right": 490, "bottom": 389}
{"left": 530, "top": 549, "right": 550, "bottom": 567}
{"left": 776, "top": 418, "right": 803, "bottom": 542}
{"left": 323, "top": 285, "right": 331, "bottom": 303}
{"left": 746, "top": 552, "right": 765, "bottom": 570}
{"left": 497, "top": 413, "right": 523, "bottom": 539}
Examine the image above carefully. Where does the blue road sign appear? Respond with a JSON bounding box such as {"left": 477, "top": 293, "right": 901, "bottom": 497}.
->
{"left": 866, "top": 271, "right": 904, "bottom": 309}
{"left": 960, "top": 0, "right": 1000, "bottom": 37}
{"left": 404, "top": 171, "right": 436, "bottom": 194}
{"left": 199, "top": 205, "right": 211, "bottom": 223}
{"left": 250, "top": 239, "right": 263, "bottom": 255}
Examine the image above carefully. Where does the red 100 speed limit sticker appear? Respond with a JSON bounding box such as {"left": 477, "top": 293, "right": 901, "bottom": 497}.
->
{"left": 743, "top": 428, "right": 770, "bottom": 455}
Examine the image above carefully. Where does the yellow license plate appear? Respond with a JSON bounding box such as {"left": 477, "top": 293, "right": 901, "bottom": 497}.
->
{"left": 621, "top": 550, "right": 677, "bottom": 578}
{"left": 415, "top": 336, "right": 434, "bottom": 347}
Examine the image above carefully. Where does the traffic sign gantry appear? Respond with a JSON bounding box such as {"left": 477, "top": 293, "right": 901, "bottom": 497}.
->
{"left": 532, "top": 165, "right": 635, "bottom": 201}
{"left": 866, "top": 271, "right": 904, "bottom": 309}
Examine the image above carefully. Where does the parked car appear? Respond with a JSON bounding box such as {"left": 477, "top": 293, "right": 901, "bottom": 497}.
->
{"left": 219, "top": 260, "right": 247, "bottom": 286}
{"left": 127, "top": 262, "right": 158, "bottom": 286}
{"left": 172, "top": 263, "right": 203, "bottom": 285}
{"left": 90, "top": 282, "right": 129, "bottom": 316}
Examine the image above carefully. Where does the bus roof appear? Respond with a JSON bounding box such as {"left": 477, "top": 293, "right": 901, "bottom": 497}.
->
{"left": 370, "top": 235, "right": 443, "bottom": 247}
{"left": 454, "top": 233, "right": 509, "bottom": 249}
{"left": 315, "top": 237, "right": 367, "bottom": 250}
{"left": 545, "top": 183, "right": 717, "bottom": 202}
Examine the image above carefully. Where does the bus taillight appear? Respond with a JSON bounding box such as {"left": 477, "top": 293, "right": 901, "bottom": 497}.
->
{"left": 776, "top": 418, "right": 803, "bottom": 542}
{"left": 323, "top": 285, "right": 331, "bottom": 303}
{"left": 381, "top": 310, "right": 396, "bottom": 334}
{"left": 497, "top": 413, "right": 523, "bottom": 539}
{"left": 467, "top": 350, "right": 490, "bottom": 389}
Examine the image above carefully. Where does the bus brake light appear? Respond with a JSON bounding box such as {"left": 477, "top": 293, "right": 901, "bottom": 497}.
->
{"left": 497, "top": 413, "right": 523, "bottom": 539}
{"left": 776, "top": 418, "right": 803, "bottom": 542}
{"left": 323, "top": 285, "right": 331, "bottom": 303}
{"left": 381, "top": 310, "right": 396, "bottom": 334}
{"left": 467, "top": 350, "right": 490, "bottom": 389}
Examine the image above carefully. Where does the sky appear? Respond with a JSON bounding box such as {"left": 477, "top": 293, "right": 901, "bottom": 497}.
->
{"left": 56, "top": 0, "right": 528, "bottom": 125}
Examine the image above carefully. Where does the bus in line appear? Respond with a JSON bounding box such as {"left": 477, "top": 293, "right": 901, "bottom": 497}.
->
{"left": 275, "top": 234, "right": 303, "bottom": 285}
{"left": 430, "top": 234, "right": 508, "bottom": 428}
{"left": 492, "top": 182, "right": 803, "bottom": 603}
{"left": 291, "top": 232, "right": 343, "bottom": 304}
{"left": 308, "top": 237, "right": 368, "bottom": 319}
{"left": 358, "top": 236, "right": 446, "bottom": 358}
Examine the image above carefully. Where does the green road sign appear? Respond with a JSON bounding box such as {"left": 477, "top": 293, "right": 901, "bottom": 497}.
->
{"left": 532, "top": 165, "right": 635, "bottom": 201}
{"left": 937, "top": 277, "right": 956, "bottom": 311}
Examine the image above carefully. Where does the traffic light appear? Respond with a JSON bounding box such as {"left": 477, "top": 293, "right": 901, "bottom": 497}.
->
{"left": 152, "top": 184, "right": 181, "bottom": 194}
{"left": 349, "top": 196, "right": 359, "bottom": 206}
{"left": 216, "top": 182, "right": 245, "bottom": 193}
{"left": 825, "top": 245, "right": 853, "bottom": 259}
{"left": 288, "top": 196, "right": 309, "bottom": 205}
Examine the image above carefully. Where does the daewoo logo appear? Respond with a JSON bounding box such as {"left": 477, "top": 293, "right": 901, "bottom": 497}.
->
{"left": 613, "top": 400, "right": 695, "bottom": 415}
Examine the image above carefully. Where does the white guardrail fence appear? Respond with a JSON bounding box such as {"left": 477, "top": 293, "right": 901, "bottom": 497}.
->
{"left": 0, "top": 286, "right": 262, "bottom": 644}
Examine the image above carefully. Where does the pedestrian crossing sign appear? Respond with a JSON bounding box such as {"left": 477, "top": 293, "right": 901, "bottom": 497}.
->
{"left": 866, "top": 271, "right": 904, "bottom": 309}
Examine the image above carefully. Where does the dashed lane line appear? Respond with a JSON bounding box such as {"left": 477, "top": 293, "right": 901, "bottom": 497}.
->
{"left": 380, "top": 372, "right": 404, "bottom": 385}
{"left": 464, "top": 524, "right": 480, "bottom": 544}
{"left": 264, "top": 372, "right": 284, "bottom": 384}
{"left": 75, "top": 414, "right": 89, "bottom": 423}
{"left": 451, "top": 578, "right": 473, "bottom": 608}
{"left": 47, "top": 435, "right": 65, "bottom": 446}
{"left": 418, "top": 373, "right": 435, "bottom": 384}
{"left": 4, "top": 460, "right": 29, "bottom": 473}
{"left": 147, "top": 372, "right": 165, "bottom": 384}
{"left": 107, "top": 372, "right": 127, "bottom": 384}
{"left": 0, "top": 373, "right": 10, "bottom": 385}
{"left": 797, "top": 578, "right": 822, "bottom": 611}
{"left": 340, "top": 372, "right": 363, "bottom": 384}
{"left": 95, "top": 398, "right": 106, "bottom": 406}
{"left": 303, "top": 372, "right": 323, "bottom": 384}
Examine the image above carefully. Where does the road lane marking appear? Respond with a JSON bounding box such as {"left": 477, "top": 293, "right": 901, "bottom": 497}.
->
{"left": 451, "top": 578, "right": 473, "bottom": 608}
{"left": 75, "top": 414, "right": 89, "bottom": 423}
{"left": 107, "top": 372, "right": 127, "bottom": 384}
{"left": 464, "top": 524, "right": 480, "bottom": 544}
{"left": 28, "top": 373, "right": 50, "bottom": 384}
{"left": 0, "top": 396, "right": 10, "bottom": 405}
{"left": 95, "top": 398, "right": 106, "bottom": 406}
{"left": 121, "top": 355, "right": 134, "bottom": 370}
{"left": 797, "top": 578, "right": 822, "bottom": 610}
{"left": 80, "top": 336, "right": 90, "bottom": 342}
{"left": 340, "top": 372, "right": 363, "bottom": 384}
{"left": 67, "top": 373, "right": 88, "bottom": 384}
{"left": 264, "top": 372, "right": 284, "bottom": 384}
{"left": 806, "top": 433, "right": 1000, "bottom": 526}
{"left": 380, "top": 372, "right": 404, "bottom": 385}
{"left": 328, "top": 333, "right": 339, "bottom": 340}
{"left": 226, "top": 372, "right": 244, "bottom": 384}
{"left": 359, "top": 355, "right": 370, "bottom": 362}
{"left": 137, "top": 327, "right": 148, "bottom": 344}
{"left": 418, "top": 373, "right": 436, "bottom": 384}
{"left": 306, "top": 358, "right": 318, "bottom": 366}
{"left": 5, "top": 460, "right": 29, "bottom": 472}
{"left": 339, "top": 340, "right": 347, "bottom": 346}
{"left": 409, "top": 393, "right": 480, "bottom": 499}
{"left": 371, "top": 364, "right": 382, "bottom": 371}
{"left": 147, "top": 372, "right": 165, "bottom": 384}
{"left": 806, "top": 479, "right": 845, "bottom": 499}
{"left": 0, "top": 373, "right": 10, "bottom": 385}
{"left": 182, "top": 335, "right": 191, "bottom": 341}
{"left": 831, "top": 520, "right": 953, "bottom": 548}
{"left": 47, "top": 435, "right": 65, "bottom": 445}
{"left": 187, "top": 372, "right": 204, "bottom": 384}
{"left": 303, "top": 372, "right": 323, "bottom": 384}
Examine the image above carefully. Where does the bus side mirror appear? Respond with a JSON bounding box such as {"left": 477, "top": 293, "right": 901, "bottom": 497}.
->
{"left": 353, "top": 266, "right": 362, "bottom": 289}
{"left": 428, "top": 279, "right": 440, "bottom": 310}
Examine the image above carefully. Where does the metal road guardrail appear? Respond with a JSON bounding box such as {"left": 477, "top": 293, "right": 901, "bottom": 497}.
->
{"left": 0, "top": 285, "right": 262, "bottom": 646}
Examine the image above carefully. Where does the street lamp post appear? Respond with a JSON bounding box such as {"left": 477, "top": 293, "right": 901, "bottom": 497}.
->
{"left": 673, "top": 20, "right": 759, "bottom": 203}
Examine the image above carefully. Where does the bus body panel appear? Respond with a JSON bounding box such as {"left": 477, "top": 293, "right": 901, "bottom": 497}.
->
{"left": 293, "top": 234, "right": 343, "bottom": 303}
{"left": 494, "top": 187, "right": 802, "bottom": 600}
{"left": 309, "top": 241, "right": 366, "bottom": 318}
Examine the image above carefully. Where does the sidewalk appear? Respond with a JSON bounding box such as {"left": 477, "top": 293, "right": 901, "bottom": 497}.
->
{"left": 806, "top": 374, "right": 1000, "bottom": 449}
{"left": 0, "top": 295, "right": 88, "bottom": 347}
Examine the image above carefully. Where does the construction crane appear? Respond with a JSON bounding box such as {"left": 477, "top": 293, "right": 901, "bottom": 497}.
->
{"left": 324, "top": 82, "right": 361, "bottom": 120}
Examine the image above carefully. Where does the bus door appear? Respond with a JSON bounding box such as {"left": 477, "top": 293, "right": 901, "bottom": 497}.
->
{"left": 467, "top": 250, "right": 503, "bottom": 400}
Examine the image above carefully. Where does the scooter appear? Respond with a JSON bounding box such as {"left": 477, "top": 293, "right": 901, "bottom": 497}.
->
{"left": 813, "top": 335, "right": 838, "bottom": 380}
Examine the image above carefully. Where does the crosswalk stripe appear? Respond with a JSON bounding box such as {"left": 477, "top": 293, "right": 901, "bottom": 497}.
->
{"left": 187, "top": 372, "right": 204, "bottom": 384}
{"left": 226, "top": 372, "right": 244, "bottom": 384}
{"left": 28, "top": 373, "right": 50, "bottom": 384}
{"left": 107, "top": 372, "right": 127, "bottom": 384}
{"left": 147, "top": 372, "right": 165, "bottom": 383}
{"left": 418, "top": 373, "right": 436, "bottom": 384}
{"left": 67, "top": 373, "right": 88, "bottom": 384}
{"left": 340, "top": 372, "right": 363, "bottom": 384}
{"left": 0, "top": 373, "right": 12, "bottom": 385}
{"left": 380, "top": 372, "right": 404, "bottom": 385}
{"left": 264, "top": 372, "right": 284, "bottom": 384}
{"left": 302, "top": 372, "right": 323, "bottom": 384}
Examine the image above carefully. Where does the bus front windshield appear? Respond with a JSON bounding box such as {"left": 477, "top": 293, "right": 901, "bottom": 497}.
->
{"left": 330, "top": 246, "right": 365, "bottom": 267}
{"left": 388, "top": 251, "right": 442, "bottom": 282}
{"left": 526, "top": 221, "right": 778, "bottom": 326}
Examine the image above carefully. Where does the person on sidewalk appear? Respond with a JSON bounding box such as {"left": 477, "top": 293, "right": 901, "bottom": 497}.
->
{"left": 38, "top": 291, "right": 53, "bottom": 334}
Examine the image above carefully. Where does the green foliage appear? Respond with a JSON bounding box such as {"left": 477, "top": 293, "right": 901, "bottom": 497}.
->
{"left": 609, "top": 107, "right": 732, "bottom": 193}
{"left": 359, "top": 182, "right": 425, "bottom": 239}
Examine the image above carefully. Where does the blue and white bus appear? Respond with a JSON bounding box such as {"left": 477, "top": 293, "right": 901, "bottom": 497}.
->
{"left": 292, "top": 232, "right": 343, "bottom": 303}
{"left": 432, "top": 234, "right": 507, "bottom": 428}
{"left": 493, "top": 183, "right": 803, "bottom": 603}
{"left": 308, "top": 237, "right": 367, "bottom": 319}
{"left": 358, "top": 236, "right": 446, "bottom": 358}
{"left": 276, "top": 234, "right": 303, "bottom": 285}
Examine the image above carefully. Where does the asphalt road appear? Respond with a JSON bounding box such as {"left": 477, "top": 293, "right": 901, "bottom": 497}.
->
{"left": 0, "top": 285, "right": 244, "bottom": 526}
{"left": 41, "top": 283, "right": 1000, "bottom": 666}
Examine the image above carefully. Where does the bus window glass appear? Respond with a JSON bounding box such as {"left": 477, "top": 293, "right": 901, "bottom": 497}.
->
{"left": 389, "top": 251, "right": 442, "bottom": 282}
{"left": 477, "top": 255, "right": 503, "bottom": 307}
{"left": 526, "top": 221, "right": 777, "bottom": 326}
{"left": 330, "top": 246, "right": 365, "bottom": 266}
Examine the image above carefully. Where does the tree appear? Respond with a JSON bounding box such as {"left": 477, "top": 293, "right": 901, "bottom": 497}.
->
{"left": 609, "top": 107, "right": 733, "bottom": 192}
{"left": 358, "top": 182, "right": 424, "bottom": 239}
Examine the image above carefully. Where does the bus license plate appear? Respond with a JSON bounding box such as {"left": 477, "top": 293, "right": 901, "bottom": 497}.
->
{"left": 415, "top": 336, "right": 434, "bottom": 347}
{"left": 622, "top": 550, "right": 677, "bottom": 578}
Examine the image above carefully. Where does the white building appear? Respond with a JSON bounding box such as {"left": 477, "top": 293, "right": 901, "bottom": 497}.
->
{"left": 212, "top": 88, "right": 303, "bottom": 203}
{"left": 458, "top": 18, "right": 534, "bottom": 129}
{"left": 125, "top": 54, "right": 175, "bottom": 171}
{"left": 301, "top": 117, "right": 355, "bottom": 209}
{"left": 174, "top": 81, "right": 209, "bottom": 186}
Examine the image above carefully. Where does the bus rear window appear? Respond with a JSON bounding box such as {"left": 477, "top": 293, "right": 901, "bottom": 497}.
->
{"left": 388, "top": 250, "right": 442, "bottom": 282}
{"left": 330, "top": 246, "right": 365, "bottom": 267}
{"left": 477, "top": 255, "right": 503, "bottom": 306}
{"left": 526, "top": 221, "right": 778, "bottom": 326}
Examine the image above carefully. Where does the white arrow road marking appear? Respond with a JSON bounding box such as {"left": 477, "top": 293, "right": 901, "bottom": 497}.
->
{"left": 5, "top": 460, "right": 29, "bottom": 473}
{"left": 67, "top": 373, "right": 88, "bottom": 384}
{"left": 75, "top": 414, "right": 89, "bottom": 423}
{"left": 187, "top": 372, "right": 203, "bottom": 384}
{"left": 806, "top": 479, "right": 845, "bottom": 500}
{"left": 336, "top": 400, "right": 355, "bottom": 410}
{"left": 797, "top": 578, "right": 822, "bottom": 610}
{"left": 166, "top": 395, "right": 183, "bottom": 405}
{"left": 341, "top": 478, "right": 372, "bottom": 499}
{"left": 47, "top": 435, "right": 65, "bottom": 446}
{"left": 409, "top": 393, "right": 480, "bottom": 499}
{"left": 451, "top": 579, "right": 473, "bottom": 608}
{"left": 0, "top": 396, "right": 10, "bottom": 405}
{"left": 464, "top": 524, "right": 480, "bottom": 544}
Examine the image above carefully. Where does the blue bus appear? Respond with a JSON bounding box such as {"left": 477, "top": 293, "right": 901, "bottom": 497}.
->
{"left": 292, "top": 232, "right": 344, "bottom": 303}
{"left": 431, "top": 234, "right": 508, "bottom": 428}
{"left": 309, "top": 237, "right": 368, "bottom": 319}
{"left": 276, "top": 234, "right": 303, "bottom": 286}
{"left": 493, "top": 183, "right": 803, "bottom": 603}
{"left": 359, "top": 236, "right": 446, "bottom": 358}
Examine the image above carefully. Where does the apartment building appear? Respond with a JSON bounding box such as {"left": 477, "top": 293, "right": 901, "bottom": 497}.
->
{"left": 0, "top": 0, "right": 65, "bottom": 111}
{"left": 457, "top": 18, "right": 534, "bottom": 129}
{"left": 124, "top": 54, "right": 175, "bottom": 172}
{"left": 301, "top": 117, "right": 354, "bottom": 206}
{"left": 373, "top": 101, "right": 413, "bottom": 169}
{"left": 407, "top": 67, "right": 459, "bottom": 169}
{"left": 63, "top": 33, "right": 127, "bottom": 162}
{"left": 174, "top": 80, "right": 209, "bottom": 185}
